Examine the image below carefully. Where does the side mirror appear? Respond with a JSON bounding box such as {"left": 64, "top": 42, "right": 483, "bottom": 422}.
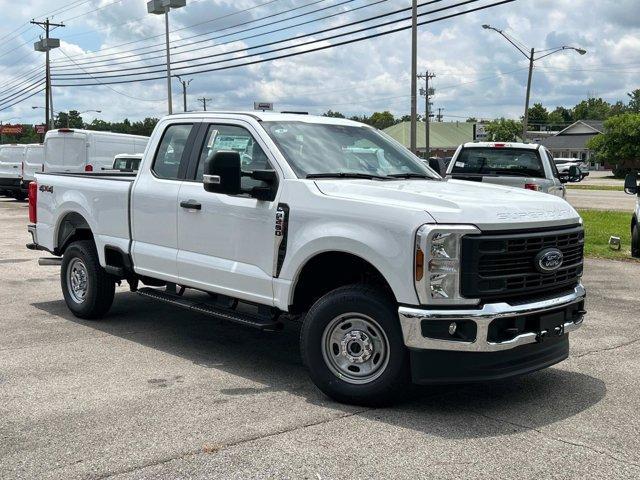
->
{"left": 428, "top": 158, "right": 446, "bottom": 177}
{"left": 568, "top": 165, "right": 581, "bottom": 183}
{"left": 203, "top": 151, "right": 241, "bottom": 195}
{"left": 203, "top": 150, "right": 278, "bottom": 201}
{"left": 624, "top": 173, "right": 638, "bottom": 195}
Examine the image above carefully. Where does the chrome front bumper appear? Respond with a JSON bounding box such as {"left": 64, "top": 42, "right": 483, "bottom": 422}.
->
{"left": 399, "top": 284, "right": 585, "bottom": 353}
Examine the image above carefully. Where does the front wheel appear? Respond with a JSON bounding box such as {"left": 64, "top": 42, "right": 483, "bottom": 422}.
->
{"left": 61, "top": 240, "right": 115, "bottom": 319}
{"left": 632, "top": 223, "right": 640, "bottom": 258}
{"left": 300, "top": 284, "right": 409, "bottom": 406}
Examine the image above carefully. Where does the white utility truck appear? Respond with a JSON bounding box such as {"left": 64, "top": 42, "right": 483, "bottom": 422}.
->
{"left": 27, "top": 112, "right": 586, "bottom": 405}
{"left": 43, "top": 128, "right": 148, "bottom": 174}
{"left": 0, "top": 144, "right": 26, "bottom": 199}
{"left": 446, "top": 142, "right": 582, "bottom": 197}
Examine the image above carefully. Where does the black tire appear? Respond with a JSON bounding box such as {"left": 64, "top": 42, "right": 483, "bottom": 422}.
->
{"left": 13, "top": 192, "right": 26, "bottom": 202}
{"left": 632, "top": 222, "right": 640, "bottom": 258}
{"left": 61, "top": 240, "right": 115, "bottom": 319}
{"left": 300, "top": 284, "right": 409, "bottom": 406}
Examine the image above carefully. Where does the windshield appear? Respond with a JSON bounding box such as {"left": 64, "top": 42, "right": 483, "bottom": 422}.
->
{"left": 450, "top": 147, "right": 545, "bottom": 178}
{"left": 263, "top": 121, "right": 436, "bottom": 179}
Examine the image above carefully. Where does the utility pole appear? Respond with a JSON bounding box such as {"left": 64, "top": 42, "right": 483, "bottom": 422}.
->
{"left": 198, "top": 97, "right": 212, "bottom": 111}
{"left": 437, "top": 107, "right": 444, "bottom": 122}
{"left": 418, "top": 71, "right": 435, "bottom": 157}
{"left": 410, "top": 0, "right": 418, "bottom": 154}
{"left": 176, "top": 76, "right": 192, "bottom": 112}
{"left": 522, "top": 47, "right": 535, "bottom": 140}
{"left": 31, "top": 18, "right": 64, "bottom": 132}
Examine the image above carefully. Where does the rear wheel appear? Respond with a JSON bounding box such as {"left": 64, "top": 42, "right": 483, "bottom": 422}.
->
{"left": 13, "top": 192, "right": 26, "bottom": 201}
{"left": 300, "top": 284, "right": 409, "bottom": 406}
{"left": 61, "top": 240, "right": 115, "bottom": 319}
{"left": 632, "top": 222, "right": 640, "bottom": 258}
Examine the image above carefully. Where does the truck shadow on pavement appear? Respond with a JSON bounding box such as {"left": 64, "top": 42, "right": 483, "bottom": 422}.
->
{"left": 32, "top": 291, "right": 607, "bottom": 440}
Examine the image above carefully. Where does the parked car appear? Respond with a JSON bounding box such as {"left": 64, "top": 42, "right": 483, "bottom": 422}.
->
{"left": 446, "top": 142, "right": 581, "bottom": 197}
{"left": 554, "top": 158, "right": 589, "bottom": 180}
{"left": 27, "top": 112, "right": 586, "bottom": 405}
{"left": 109, "top": 153, "right": 143, "bottom": 172}
{"left": 624, "top": 174, "right": 640, "bottom": 257}
{"left": 0, "top": 144, "right": 26, "bottom": 200}
{"left": 22, "top": 144, "right": 44, "bottom": 191}
{"left": 43, "top": 128, "right": 148, "bottom": 174}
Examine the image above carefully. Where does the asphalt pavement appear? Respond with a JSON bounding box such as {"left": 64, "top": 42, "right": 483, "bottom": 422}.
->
{"left": 565, "top": 188, "right": 635, "bottom": 211}
{"left": 1, "top": 197, "right": 639, "bottom": 479}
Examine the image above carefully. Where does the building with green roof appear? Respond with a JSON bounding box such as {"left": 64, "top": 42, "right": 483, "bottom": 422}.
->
{"left": 383, "top": 121, "right": 476, "bottom": 157}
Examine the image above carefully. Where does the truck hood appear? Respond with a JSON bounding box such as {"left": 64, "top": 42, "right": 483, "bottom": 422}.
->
{"left": 314, "top": 178, "right": 580, "bottom": 230}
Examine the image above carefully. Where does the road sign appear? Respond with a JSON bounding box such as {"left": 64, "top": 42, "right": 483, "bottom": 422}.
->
{"left": 0, "top": 124, "right": 24, "bottom": 135}
{"left": 35, "top": 125, "right": 46, "bottom": 135}
{"left": 254, "top": 102, "right": 273, "bottom": 111}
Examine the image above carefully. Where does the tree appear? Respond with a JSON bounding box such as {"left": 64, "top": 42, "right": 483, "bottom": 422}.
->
{"left": 322, "top": 110, "right": 345, "bottom": 118}
{"left": 587, "top": 113, "right": 640, "bottom": 174}
{"left": 573, "top": 97, "right": 612, "bottom": 120}
{"left": 485, "top": 118, "right": 522, "bottom": 142}
{"left": 628, "top": 89, "right": 640, "bottom": 113}
{"left": 367, "top": 111, "right": 395, "bottom": 130}
{"left": 526, "top": 103, "right": 548, "bottom": 130}
{"left": 466, "top": 117, "right": 478, "bottom": 123}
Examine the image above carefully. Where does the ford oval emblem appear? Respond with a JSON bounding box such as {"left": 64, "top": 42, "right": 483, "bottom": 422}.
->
{"left": 535, "top": 248, "right": 564, "bottom": 274}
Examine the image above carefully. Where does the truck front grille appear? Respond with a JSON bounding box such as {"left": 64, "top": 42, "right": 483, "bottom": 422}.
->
{"left": 460, "top": 225, "right": 584, "bottom": 302}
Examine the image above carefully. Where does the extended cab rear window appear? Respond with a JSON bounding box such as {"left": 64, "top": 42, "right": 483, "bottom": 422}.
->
{"left": 451, "top": 147, "right": 545, "bottom": 178}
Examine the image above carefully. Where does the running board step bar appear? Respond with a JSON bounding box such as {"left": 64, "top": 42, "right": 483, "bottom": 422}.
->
{"left": 137, "top": 287, "right": 283, "bottom": 331}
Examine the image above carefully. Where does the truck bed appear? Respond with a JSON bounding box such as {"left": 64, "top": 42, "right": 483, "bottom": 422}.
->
{"left": 33, "top": 172, "right": 135, "bottom": 264}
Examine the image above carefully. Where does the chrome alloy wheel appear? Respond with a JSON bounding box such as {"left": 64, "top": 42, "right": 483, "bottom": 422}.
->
{"left": 67, "top": 258, "right": 89, "bottom": 304}
{"left": 321, "top": 313, "right": 390, "bottom": 384}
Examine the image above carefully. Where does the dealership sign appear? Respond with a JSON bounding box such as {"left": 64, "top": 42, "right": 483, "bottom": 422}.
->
{"left": 0, "top": 124, "right": 24, "bottom": 135}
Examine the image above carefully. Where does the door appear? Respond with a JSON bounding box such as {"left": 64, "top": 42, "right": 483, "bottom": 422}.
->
{"left": 131, "top": 123, "right": 197, "bottom": 282}
{"left": 176, "top": 122, "right": 280, "bottom": 305}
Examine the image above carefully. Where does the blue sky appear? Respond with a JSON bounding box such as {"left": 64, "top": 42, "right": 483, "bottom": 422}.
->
{"left": 0, "top": 0, "right": 638, "bottom": 125}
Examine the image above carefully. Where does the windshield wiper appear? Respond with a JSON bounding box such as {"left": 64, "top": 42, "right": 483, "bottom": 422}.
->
{"left": 306, "top": 172, "right": 390, "bottom": 180}
{"left": 387, "top": 173, "right": 435, "bottom": 179}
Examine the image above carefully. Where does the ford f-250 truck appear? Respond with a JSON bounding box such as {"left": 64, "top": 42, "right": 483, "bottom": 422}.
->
{"left": 27, "top": 112, "right": 586, "bottom": 405}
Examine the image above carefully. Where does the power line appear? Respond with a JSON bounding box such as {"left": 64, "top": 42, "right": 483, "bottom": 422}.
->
{"left": 53, "top": 0, "right": 391, "bottom": 73}
{"left": 52, "top": 0, "right": 360, "bottom": 70}
{"left": 53, "top": 0, "right": 452, "bottom": 80}
{"left": 55, "top": 49, "right": 166, "bottom": 102}
{"left": 54, "top": 0, "right": 285, "bottom": 62}
{"left": 53, "top": 0, "right": 517, "bottom": 87}
{"left": 0, "top": 83, "right": 46, "bottom": 111}
{"left": 61, "top": 0, "right": 127, "bottom": 23}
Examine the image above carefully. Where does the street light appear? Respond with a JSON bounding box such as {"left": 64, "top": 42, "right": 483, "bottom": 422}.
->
{"left": 148, "top": 0, "right": 187, "bottom": 115}
{"left": 482, "top": 24, "right": 586, "bottom": 139}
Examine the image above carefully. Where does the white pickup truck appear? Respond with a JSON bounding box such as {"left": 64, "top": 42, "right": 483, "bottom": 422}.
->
{"left": 27, "top": 112, "right": 586, "bottom": 405}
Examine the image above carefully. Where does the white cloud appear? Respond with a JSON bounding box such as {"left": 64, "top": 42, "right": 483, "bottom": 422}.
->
{"left": 0, "top": 0, "right": 638, "bottom": 124}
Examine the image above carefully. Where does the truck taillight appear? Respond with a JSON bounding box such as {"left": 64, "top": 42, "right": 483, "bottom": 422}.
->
{"left": 28, "top": 182, "right": 37, "bottom": 223}
{"left": 85, "top": 164, "right": 93, "bottom": 172}
{"left": 524, "top": 183, "right": 540, "bottom": 191}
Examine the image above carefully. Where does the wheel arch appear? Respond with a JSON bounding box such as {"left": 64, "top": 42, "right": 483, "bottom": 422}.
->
{"left": 288, "top": 250, "right": 397, "bottom": 314}
{"left": 55, "top": 211, "right": 94, "bottom": 255}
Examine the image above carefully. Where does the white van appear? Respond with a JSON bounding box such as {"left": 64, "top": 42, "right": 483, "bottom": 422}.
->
{"left": 22, "top": 144, "right": 44, "bottom": 188}
{"left": 0, "top": 144, "right": 26, "bottom": 199}
{"left": 43, "top": 128, "right": 149, "bottom": 174}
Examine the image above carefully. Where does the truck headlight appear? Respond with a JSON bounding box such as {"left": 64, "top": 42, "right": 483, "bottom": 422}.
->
{"left": 414, "top": 225, "right": 480, "bottom": 305}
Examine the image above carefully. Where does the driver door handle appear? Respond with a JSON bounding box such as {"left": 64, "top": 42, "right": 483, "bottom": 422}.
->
{"left": 180, "top": 200, "right": 202, "bottom": 211}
